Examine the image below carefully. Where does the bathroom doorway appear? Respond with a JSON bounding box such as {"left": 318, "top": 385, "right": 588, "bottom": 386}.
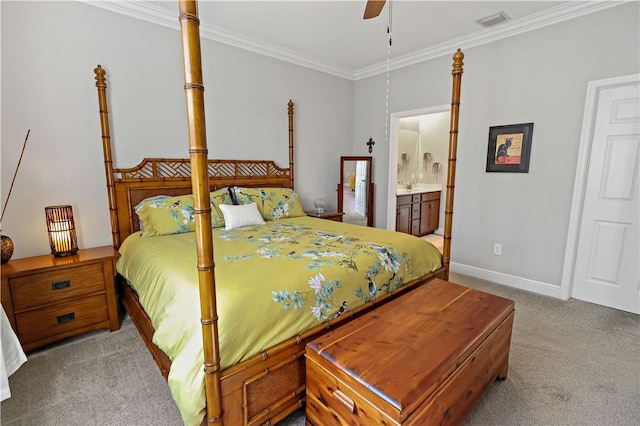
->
{"left": 387, "top": 105, "right": 451, "bottom": 233}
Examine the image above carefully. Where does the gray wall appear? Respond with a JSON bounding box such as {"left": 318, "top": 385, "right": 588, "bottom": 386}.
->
{"left": 353, "top": 2, "right": 639, "bottom": 291}
{"left": 1, "top": 1, "right": 353, "bottom": 258}
{"left": 2, "top": 1, "right": 638, "bottom": 296}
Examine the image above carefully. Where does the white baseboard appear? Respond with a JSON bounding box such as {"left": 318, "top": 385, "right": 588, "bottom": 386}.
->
{"left": 450, "top": 262, "right": 564, "bottom": 299}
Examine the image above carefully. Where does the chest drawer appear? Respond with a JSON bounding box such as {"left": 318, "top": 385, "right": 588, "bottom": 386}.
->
{"left": 10, "top": 263, "right": 105, "bottom": 311}
{"left": 307, "top": 356, "right": 396, "bottom": 425}
{"left": 15, "top": 293, "right": 109, "bottom": 345}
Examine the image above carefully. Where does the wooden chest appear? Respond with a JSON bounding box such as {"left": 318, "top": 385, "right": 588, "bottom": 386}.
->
{"left": 305, "top": 278, "right": 515, "bottom": 425}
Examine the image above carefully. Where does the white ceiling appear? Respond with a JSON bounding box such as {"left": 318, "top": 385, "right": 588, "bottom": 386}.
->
{"left": 88, "top": 1, "right": 623, "bottom": 79}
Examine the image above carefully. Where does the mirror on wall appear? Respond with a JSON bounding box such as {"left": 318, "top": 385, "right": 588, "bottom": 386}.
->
{"left": 338, "top": 156, "right": 373, "bottom": 227}
{"left": 397, "top": 113, "right": 450, "bottom": 188}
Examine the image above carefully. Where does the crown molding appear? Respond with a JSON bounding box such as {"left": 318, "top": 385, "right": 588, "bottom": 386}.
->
{"left": 198, "top": 21, "right": 355, "bottom": 80}
{"left": 79, "top": 0, "right": 355, "bottom": 80}
{"left": 354, "top": 1, "right": 626, "bottom": 80}
{"left": 81, "top": 0, "right": 626, "bottom": 82}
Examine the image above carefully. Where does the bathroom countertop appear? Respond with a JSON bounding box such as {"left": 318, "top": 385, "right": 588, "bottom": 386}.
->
{"left": 396, "top": 184, "right": 442, "bottom": 196}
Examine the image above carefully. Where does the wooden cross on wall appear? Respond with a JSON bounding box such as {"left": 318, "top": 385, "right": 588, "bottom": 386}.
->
{"left": 366, "top": 137, "right": 375, "bottom": 153}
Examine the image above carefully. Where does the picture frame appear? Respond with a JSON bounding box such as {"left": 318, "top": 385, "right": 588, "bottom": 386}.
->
{"left": 485, "top": 122, "right": 534, "bottom": 173}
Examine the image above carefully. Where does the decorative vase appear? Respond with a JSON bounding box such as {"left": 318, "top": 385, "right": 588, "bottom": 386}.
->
{"left": 1, "top": 235, "right": 14, "bottom": 263}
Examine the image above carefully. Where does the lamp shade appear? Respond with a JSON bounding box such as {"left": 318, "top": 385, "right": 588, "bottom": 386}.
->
{"left": 45, "top": 205, "right": 78, "bottom": 257}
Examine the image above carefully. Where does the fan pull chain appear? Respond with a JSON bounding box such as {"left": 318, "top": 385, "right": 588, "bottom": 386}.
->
{"left": 387, "top": 0, "right": 393, "bottom": 46}
{"left": 384, "top": 2, "right": 392, "bottom": 148}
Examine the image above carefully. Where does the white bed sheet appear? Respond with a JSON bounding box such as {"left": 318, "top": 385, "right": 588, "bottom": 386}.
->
{"left": 1, "top": 306, "right": 27, "bottom": 401}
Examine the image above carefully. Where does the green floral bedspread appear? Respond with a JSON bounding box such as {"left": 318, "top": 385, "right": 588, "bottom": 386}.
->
{"left": 116, "top": 216, "right": 442, "bottom": 425}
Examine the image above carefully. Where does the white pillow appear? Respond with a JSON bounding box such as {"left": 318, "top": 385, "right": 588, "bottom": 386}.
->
{"left": 219, "top": 203, "right": 265, "bottom": 230}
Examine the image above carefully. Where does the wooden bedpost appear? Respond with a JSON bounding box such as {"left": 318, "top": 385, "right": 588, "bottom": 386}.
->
{"left": 443, "top": 49, "right": 464, "bottom": 281}
{"left": 178, "top": 1, "right": 224, "bottom": 425}
{"left": 288, "top": 100, "right": 295, "bottom": 190}
{"left": 94, "top": 65, "right": 121, "bottom": 250}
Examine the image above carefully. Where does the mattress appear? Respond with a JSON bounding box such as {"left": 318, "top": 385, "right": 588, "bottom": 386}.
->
{"left": 116, "top": 216, "right": 442, "bottom": 425}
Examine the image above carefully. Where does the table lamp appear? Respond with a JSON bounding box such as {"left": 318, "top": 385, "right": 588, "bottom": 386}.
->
{"left": 45, "top": 205, "right": 78, "bottom": 257}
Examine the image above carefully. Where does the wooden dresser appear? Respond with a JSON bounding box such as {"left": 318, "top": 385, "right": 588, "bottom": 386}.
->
{"left": 306, "top": 279, "right": 515, "bottom": 425}
{"left": 1, "top": 246, "right": 120, "bottom": 352}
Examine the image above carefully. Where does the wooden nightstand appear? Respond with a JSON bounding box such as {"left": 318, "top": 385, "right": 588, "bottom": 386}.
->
{"left": 306, "top": 211, "right": 345, "bottom": 222}
{"left": 1, "top": 246, "right": 120, "bottom": 352}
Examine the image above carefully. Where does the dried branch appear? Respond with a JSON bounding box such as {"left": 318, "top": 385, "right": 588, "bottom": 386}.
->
{"left": 1, "top": 129, "right": 30, "bottom": 223}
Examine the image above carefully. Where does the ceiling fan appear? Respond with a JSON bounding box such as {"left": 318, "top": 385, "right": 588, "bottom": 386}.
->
{"left": 363, "top": 0, "right": 386, "bottom": 19}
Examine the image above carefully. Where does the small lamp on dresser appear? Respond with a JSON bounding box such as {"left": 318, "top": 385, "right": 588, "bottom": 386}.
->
{"left": 44, "top": 205, "right": 78, "bottom": 257}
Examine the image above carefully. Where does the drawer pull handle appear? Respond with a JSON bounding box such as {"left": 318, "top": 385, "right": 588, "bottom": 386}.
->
{"left": 52, "top": 280, "right": 71, "bottom": 290}
{"left": 332, "top": 389, "right": 355, "bottom": 413}
{"left": 57, "top": 312, "right": 75, "bottom": 323}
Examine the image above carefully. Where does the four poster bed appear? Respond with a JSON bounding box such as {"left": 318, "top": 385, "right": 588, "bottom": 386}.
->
{"left": 94, "top": 3, "right": 464, "bottom": 425}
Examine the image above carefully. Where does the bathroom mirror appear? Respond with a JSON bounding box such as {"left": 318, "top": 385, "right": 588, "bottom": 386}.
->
{"left": 338, "top": 156, "right": 374, "bottom": 227}
{"left": 397, "top": 113, "right": 449, "bottom": 187}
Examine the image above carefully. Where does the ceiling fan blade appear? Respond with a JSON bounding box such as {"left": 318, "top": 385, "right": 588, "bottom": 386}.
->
{"left": 363, "top": 0, "right": 386, "bottom": 19}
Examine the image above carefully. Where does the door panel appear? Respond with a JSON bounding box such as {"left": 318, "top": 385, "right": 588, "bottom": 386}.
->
{"left": 571, "top": 80, "right": 639, "bottom": 314}
{"left": 603, "top": 136, "right": 638, "bottom": 199}
{"left": 588, "top": 221, "right": 628, "bottom": 284}
{"left": 396, "top": 205, "right": 410, "bottom": 234}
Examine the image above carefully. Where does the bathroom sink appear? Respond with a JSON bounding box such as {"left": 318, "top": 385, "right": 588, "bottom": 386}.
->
{"left": 396, "top": 184, "right": 442, "bottom": 195}
{"left": 396, "top": 188, "right": 414, "bottom": 195}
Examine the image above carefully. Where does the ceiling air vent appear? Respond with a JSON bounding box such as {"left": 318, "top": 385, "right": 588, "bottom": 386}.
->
{"left": 477, "top": 12, "right": 509, "bottom": 27}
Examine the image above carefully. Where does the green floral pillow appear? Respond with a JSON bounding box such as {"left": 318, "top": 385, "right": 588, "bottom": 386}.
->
{"left": 135, "top": 188, "right": 232, "bottom": 236}
{"left": 232, "top": 187, "right": 306, "bottom": 221}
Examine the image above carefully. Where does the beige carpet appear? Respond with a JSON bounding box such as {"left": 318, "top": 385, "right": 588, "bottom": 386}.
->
{"left": 2, "top": 273, "right": 639, "bottom": 425}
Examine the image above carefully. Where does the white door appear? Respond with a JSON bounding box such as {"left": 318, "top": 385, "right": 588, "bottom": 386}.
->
{"left": 570, "top": 76, "right": 639, "bottom": 314}
{"left": 355, "top": 161, "right": 368, "bottom": 217}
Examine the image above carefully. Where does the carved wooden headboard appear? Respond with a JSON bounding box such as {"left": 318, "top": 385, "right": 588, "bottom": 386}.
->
{"left": 112, "top": 158, "right": 293, "bottom": 243}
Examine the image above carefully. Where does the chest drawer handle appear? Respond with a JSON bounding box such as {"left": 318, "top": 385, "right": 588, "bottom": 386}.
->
{"left": 52, "top": 280, "right": 71, "bottom": 290}
{"left": 332, "top": 389, "right": 355, "bottom": 413}
{"left": 57, "top": 312, "right": 75, "bottom": 323}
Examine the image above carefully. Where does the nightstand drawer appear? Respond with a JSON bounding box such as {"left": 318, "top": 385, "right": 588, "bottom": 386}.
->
{"left": 15, "top": 294, "right": 109, "bottom": 345}
{"left": 10, "top": 263, "right": 105, "bottom": 311}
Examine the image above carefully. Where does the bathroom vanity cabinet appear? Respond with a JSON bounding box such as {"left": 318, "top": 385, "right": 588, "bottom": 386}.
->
{"left": 396, "top": 191, "right": 440, "bottom": 236}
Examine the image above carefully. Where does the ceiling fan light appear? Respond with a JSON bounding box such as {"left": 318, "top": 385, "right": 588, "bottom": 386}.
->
{"left": 477, "top": 12, "right": 509, "bottom": 27}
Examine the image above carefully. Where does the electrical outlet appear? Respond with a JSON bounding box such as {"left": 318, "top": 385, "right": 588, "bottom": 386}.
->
{"left": 493, "top": 243, "right": 502, "bottom": 255}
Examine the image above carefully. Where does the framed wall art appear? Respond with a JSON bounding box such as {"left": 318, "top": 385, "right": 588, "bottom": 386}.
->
{"left": 485, "top": 122, "right": 534, "bottom": 173}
